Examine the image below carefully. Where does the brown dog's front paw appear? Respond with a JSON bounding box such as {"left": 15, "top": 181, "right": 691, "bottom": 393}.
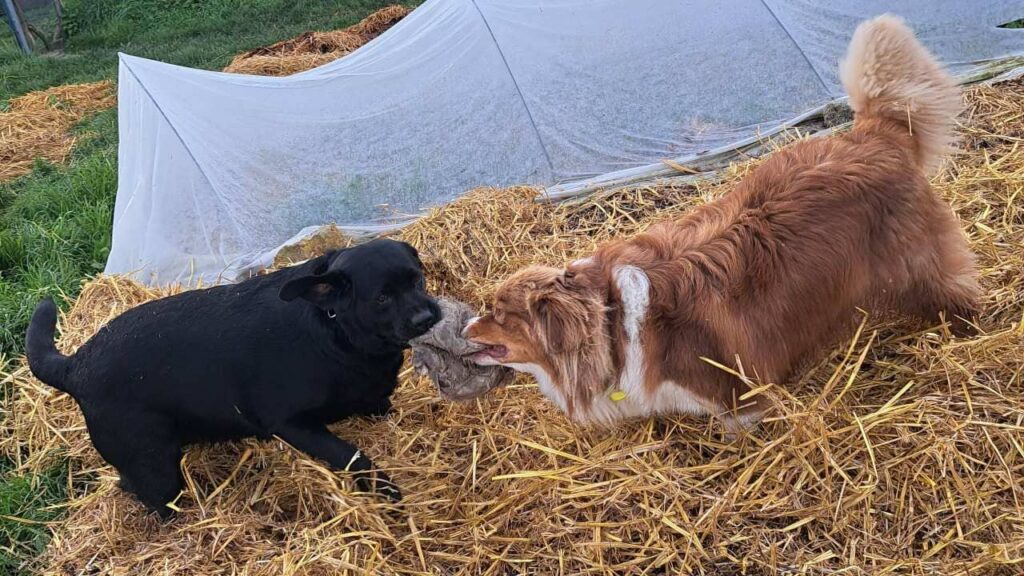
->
{"left": 947, "top": 314, "right": 978, "bottom": 338}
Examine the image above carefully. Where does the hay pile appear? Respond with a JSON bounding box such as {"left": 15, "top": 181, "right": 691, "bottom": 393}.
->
{"left": 270, "top": 224, "right": 356, "bottom": 269}
{"left": 0, "top": 81, "right": 115, "bottom": 182}
{"left": 223, "top": 5, "right": 410, "bottom": 76}
{"left": 2, "top": 80, "right": 1023, "bottom": 575}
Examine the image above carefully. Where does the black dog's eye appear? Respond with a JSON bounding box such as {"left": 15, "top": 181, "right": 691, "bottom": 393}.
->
{"left": 377, "top": 294, "right": 390, "bottom": 305}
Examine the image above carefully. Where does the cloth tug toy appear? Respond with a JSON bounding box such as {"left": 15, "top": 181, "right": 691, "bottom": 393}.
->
{"left": 410, "top": 298, "right": 513, "bottom": 400}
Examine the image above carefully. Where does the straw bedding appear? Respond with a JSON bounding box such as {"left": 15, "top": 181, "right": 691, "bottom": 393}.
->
{"left": 271, "top": 224, "right": 356, "bottom": 269}
{"left": 2, "top": 80, "right": 1022, "bottom": 575}
{"left": 0, "top": 81, "right": 115, "bottom": 183}
{"left": 223, "top": 6, "right": 410, "bottom": 76}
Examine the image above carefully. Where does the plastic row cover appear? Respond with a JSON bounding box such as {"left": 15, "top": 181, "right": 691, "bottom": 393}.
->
{"left": 107, "top": 0, "right": 1024, "bottom": 284}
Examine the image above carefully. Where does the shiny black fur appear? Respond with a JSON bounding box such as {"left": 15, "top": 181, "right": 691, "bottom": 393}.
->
{"left": 25, "top": 239, "right": 440, "bottom": 518}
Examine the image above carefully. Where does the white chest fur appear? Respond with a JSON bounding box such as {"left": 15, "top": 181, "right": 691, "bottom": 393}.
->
{"left": 583, "top": 265, "right": 710, "bottom": 425}
{"left": 509, "top": 362, "right": 567, "bottom": 414}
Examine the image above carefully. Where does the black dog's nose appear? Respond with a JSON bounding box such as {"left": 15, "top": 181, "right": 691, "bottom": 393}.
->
{"left": 411, "top": 308, "right": 437, "bottom": 331}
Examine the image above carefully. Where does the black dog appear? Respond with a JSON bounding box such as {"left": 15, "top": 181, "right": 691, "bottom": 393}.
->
{"left": 26, "top": 239, "right": 440, "bottom": 518}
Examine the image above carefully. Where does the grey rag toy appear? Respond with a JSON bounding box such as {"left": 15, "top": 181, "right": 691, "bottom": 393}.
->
{"left": 410, "top": 298, "right": 513, "bottom": 400}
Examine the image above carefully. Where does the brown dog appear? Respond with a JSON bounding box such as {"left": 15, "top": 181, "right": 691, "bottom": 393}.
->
{"left": 463, "top": 15, "right": 979, "bottom": 434}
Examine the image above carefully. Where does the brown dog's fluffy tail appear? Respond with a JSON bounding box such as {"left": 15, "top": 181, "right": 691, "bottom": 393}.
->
{"left": 840, "top": 14, "right": 961, "bottom": 175}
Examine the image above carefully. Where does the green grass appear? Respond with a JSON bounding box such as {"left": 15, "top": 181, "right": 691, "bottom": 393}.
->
{"left": 0, "top": 1, "right": 398, "bottom": 572}
{"left": 0, "top": 110, "right": 118, "bottom": 357}
{"left": 0, "top": 460, "right": 68, "bottom": 575}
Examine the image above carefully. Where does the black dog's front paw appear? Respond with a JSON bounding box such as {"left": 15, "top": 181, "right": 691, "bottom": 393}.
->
{"left": 354, "top": 469, "right": 402, "bottom": 502}
{"left": 154, "top": 505, "right": 177, "bottom": 521}
{"left": 277, "top": 425, "right": 402, "bottom": 502}
{"left": 119, "top": 476, "right": 178, "bottom": 520}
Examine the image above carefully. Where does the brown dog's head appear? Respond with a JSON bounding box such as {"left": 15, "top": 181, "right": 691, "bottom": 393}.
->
{"left": 463, "top": 263, "right": 613, "bottom": 419}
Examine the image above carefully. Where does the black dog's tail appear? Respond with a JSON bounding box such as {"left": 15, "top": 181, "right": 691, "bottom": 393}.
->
{"left": 25, "top": 298, "right": 76, "bottom": 396}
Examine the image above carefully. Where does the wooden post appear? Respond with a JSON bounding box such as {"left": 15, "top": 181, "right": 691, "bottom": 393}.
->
{"left": 2, "top": 0, "right": 33, "bottom": 54}
{"left": 51, "top": 0, "right": 64, "bottom": 51}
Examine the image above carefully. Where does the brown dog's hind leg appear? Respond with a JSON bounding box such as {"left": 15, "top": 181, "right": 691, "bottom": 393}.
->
{"left": 721, "top": 405, "right": 765, "bottom": 442}
{"left": 900, "top": 225, "right": 980, "bottom": 336}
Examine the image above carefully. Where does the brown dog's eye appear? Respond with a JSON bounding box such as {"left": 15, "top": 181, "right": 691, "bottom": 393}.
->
{"left": 559, "top": 271, "right": 575, "bottom": 288}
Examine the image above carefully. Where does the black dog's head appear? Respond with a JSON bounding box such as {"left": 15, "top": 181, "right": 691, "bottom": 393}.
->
{"left": 279, "top": 239, "right": 440, "bottom": 353}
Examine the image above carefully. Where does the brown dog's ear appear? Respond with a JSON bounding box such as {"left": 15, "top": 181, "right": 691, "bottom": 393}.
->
{"left": 560, "top": 258, "right": 606, "bottom": 293}
{"left": 531, "top": 284, "right": 591, "bottom": 353}
{"left": 556, "top": 270, "right": 575, "bottom": 290}
{"left": 280, "top": 271, "right": 350, "bottom": 308}
{"left": 530, "top": 280, "right": 612, "bottom": 419}
{"left": 555, "top": 270, "right": 595, "bottom": 292}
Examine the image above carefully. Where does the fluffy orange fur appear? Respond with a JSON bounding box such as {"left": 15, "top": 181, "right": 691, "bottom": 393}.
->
{"left": 466, "top": 15, "right": 980, "bottom": 432}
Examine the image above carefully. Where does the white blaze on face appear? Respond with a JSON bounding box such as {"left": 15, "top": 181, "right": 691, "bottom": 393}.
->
{"left": 461, "top": 316, "right": 480, "bottom": 338}
{"left": 465, "top": 318, "right": 498, "bottom": 366}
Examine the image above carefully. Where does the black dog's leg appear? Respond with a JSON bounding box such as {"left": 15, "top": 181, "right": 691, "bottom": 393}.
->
{"left": 275, "top": 423, "right": 401, "bottom": 501}
{"left": 118, "top": 475, "right": 135, "bottom": 494}
{"left": 87, "top": 412, "right": 183, "bottom": 519}
{"left": 118, "top": 441, "right": 184, "bottom": 520}
{"left": 362, "top": 396, "right": 392, "bottom": 418}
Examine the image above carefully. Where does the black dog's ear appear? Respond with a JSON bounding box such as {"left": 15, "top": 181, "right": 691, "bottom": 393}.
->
{"left": 398, "top": 242, "right": 422, "bottom": 265}
{"left": 311, "top": 251, "right": 336, "bottom": 274}
{"left": 280, "top": 271, "right": 349, "bottom": 307}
